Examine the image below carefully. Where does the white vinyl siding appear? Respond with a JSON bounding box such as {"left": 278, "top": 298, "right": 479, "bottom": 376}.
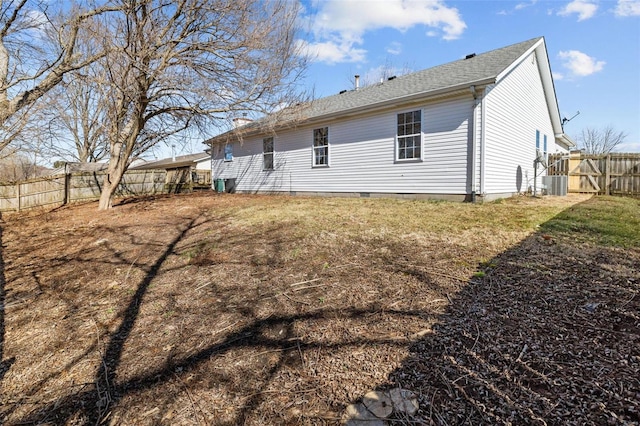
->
{"left": 483, "top": 52, "right": 557, "bottom": 195}
{"left": 212, "top": 95, "right": 472, "bottom": 195}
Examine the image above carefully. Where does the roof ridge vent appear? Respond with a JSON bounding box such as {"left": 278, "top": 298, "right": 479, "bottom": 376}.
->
{"left": 465, "top": 53, "right": 476, "bottom": 60}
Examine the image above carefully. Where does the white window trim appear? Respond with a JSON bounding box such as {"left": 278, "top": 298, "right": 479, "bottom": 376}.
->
{"left": 312, "top": 126, "right": 330, "bottom": 168}
{"left": 395, "top": 109, "right": 423, "bottom": 163}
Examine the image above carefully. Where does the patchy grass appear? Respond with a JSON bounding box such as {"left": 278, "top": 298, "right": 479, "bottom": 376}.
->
{"left": 2, "top": 192, "right": 637, "bottom": 425}
{"left": 541, "top": 195, "right": 640, "bottom": 248}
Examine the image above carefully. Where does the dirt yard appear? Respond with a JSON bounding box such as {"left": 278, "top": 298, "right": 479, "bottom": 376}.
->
{"left": 0, "top": 192, "right": 638, "bottom": 425}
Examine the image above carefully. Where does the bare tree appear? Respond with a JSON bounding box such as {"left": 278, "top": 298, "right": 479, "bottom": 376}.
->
{"left": 0, "top": 150, "right": 47, "bottom": 181}
{"left": 40, "top": 70, "right": 109, "bottom": 163}
{"left": 94, "top": 0, "right": 308, "bottom": 210}
{"left": 577, "top": 125, "right": 628, "bottom": 154}
{"left": 0, "top": 0, "right": 119, "bottom": 154}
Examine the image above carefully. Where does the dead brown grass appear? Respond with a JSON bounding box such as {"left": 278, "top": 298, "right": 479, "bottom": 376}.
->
{"left": 0, "top": 192, "right": 637, "bottom": 425}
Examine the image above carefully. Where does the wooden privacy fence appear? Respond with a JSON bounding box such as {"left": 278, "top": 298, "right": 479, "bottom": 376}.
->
{"left": 0, "top": 169, "right": 167, "bottom": 212}
{"left": 548, "top": 152, "right": 640, "bottom": 196}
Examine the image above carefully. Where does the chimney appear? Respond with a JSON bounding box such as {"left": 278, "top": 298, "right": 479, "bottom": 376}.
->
{"left": 355, "top": 75, "right": 360, "bottom": 90}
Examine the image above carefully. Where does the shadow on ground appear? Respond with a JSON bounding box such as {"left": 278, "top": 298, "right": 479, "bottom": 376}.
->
{"left": 374, "top": 197, "right": 640, "bottom": 424}
{"left": 0, "top": 214, "right": 16, "bottom": 381}
{"left": 1, "top": 195, "right": 638, "bottom": 425}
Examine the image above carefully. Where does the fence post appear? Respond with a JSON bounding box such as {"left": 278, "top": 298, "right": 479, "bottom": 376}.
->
{"left": 63, "top": 163, "right": 70, "bottom": 205}
{"left": 605, "top": 154, "right": 611, "bottom": 196}
{"left": 16, "top": 182, "right": 21, "bottom": 212}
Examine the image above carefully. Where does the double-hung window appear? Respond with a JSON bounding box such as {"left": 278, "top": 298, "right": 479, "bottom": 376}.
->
{"left": 263, "top": 137, "right": 274, "bottom": 170}
{"left": 313, "top": 127, "right": 329, "bottom": 166}
{"left": 397, "top": 110, "right": 422, "bottom": 160}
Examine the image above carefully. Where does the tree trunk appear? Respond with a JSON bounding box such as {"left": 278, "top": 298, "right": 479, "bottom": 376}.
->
{"left": 98, "top": 155, "right": 127, "bottom": 210}
{"left": 98, "top": 177, "right": 117, "bottom": 210}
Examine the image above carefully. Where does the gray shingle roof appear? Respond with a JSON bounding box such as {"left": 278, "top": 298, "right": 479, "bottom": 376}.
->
{"left": 207, "top": 37, "right": 543, "bottom": 143}
{"left": 307, "top": 37, "right": 541, "bottom": 118}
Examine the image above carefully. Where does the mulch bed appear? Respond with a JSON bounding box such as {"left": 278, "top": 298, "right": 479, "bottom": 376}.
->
{"left": 0, "top": 193, "right": 637, "bottom": 425}
{"left": 391, "top": 234, "right": 640, "bottom": 425}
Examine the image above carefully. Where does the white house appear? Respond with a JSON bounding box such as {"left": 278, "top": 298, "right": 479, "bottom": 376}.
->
{"left": 205, "top": 37, "right": 574, "bottom": 201}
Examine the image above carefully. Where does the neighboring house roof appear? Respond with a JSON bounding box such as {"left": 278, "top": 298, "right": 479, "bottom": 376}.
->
{"left": 131, "top": 152, "right": 210, "bottom": 170}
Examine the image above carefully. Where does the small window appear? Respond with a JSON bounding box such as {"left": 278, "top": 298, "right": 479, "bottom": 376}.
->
{"left": 263, "top": 137, "right": 274, "bottom": 170}
{"left": 543, "top": 135, "right": 548, "bottom": 155}
{"left": 535, "top": 130, "right": 540, "bottom": 150}
{"left": 224, "top": 143, "right": 233, "bottom": 161}
{"left": 313, "top": 127, "right": 329, "bottom": 166}
{"left": 397, "top": 110, "right": 422, "bottom": 160}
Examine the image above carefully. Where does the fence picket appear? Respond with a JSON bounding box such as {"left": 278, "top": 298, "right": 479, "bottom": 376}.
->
{"left": 548, "top": 152, "right": 640, "bottom": 196}
{"left": 0, "top": 169, "right": 169, "bottom": 212}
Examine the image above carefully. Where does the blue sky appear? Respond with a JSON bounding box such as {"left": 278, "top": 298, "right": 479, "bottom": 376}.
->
{"left": 294, "top": 0, "right": 640, "bottom": 152}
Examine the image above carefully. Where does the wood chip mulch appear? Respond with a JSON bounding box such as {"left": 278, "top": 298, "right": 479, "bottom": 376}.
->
{"left": 386, "top": 235, "right": 639, "bottom": 425}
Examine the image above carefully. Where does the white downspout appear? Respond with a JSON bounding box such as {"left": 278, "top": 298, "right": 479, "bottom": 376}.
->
{"left": 470, "top": 86, "right": 478, "bottom": 201}
{"left": 479, "top": 87, "right": 487, "bottom": 197}
{"left": 210, "top": 146, "right": 215, "bottom": 190}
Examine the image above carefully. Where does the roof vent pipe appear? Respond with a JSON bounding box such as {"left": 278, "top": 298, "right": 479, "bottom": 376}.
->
{"left": 355, "top": 75, "right": 360, "bottom": 90}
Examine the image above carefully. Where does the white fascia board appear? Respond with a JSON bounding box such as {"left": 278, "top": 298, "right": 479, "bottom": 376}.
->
{"left": 536, "top": 42, "right": 564, "bottom": 135}
{"left": 555, "top": 133, "right": 577, "bottom": 149}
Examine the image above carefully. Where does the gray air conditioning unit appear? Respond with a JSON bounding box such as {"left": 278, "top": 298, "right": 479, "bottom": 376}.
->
{"left": 541, "top": 175, "right": 567, "bottom": 196}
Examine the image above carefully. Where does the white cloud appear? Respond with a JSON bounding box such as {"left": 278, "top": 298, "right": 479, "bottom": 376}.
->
{"left": 553, "top": 71, "right": 565, "bottom": 81}
{"left": 386, "top": 41, "right": 402, "bottom": 55}
{"left": 558, "top": 50, "right": 605, "bottom": 77}
{"left": 615, "top": 0, "right": 640, "bottom": 16}
{"left": 301, "top": 0, "right": 466, "bottom": 63}
{"left": 515, "top": 0, "right": 538, "bottom": 10}
{"left": 296, "top": 39, "right": 366, "bottom": 64}
{"left": 557, "top": 0, "right": 598, "bottom": 21}
{"left": 497, "top": 0, "right": 537, "bottom": 15}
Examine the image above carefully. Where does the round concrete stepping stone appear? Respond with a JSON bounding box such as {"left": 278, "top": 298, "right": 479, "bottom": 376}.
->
{"left": 362, "top": 391, "right": 393, "bottom": 418}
